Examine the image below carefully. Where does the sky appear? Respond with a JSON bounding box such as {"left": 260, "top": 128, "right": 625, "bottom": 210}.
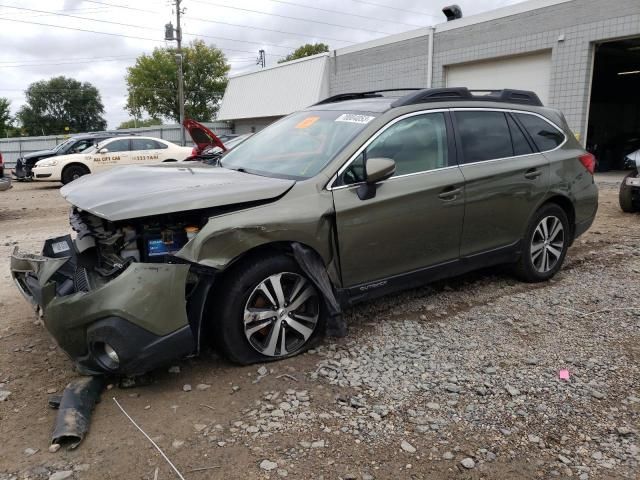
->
{"left": 0, "top": 0, "right": 526, "bottom": 129}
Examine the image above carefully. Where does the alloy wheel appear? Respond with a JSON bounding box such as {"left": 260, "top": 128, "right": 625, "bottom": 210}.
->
{"left": 530, "top": 215, "right": 565, "bottom": 273}
{"left": 243, "top": 272, "right": 319, "bottom": 357}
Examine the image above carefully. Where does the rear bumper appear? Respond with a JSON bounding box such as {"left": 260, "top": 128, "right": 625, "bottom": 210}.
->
{"left": 10, "top": 238, "right": 196, "bottom": 376}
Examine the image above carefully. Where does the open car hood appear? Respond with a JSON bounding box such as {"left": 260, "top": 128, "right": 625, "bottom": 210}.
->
{"left": 183, "top": 118, "right": 226, "bottom": 155}
{"left": 60, "top": 164, "right": 295, "bottom": 221}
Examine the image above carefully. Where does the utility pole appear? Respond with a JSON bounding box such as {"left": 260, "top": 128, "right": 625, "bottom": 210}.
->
{"left": 165, "top": 1, "right": 186, "bottom": 145}
{"left": 175, "top": 0, "right": 186, "bottom": 146}
{"left": 257, "top": 49, "right": 266, "bottom": 68}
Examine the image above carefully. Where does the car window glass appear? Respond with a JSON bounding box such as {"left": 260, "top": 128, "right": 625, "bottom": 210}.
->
{"left": 456, "top": 111, "right": 513, "bottom": 163}
{"left": 68, "top": 140, "right": 89, "bottom": 153}
{"left": 515, "top": 113, "right": 564, "bottom": 152}
{"left": 507, "top": 114, "right": 534, "bottom": 156}
{"left": 360, "top": 113, "right": 448, "bottom": 180}
{"left": 104, "top": 139, "right": 130, "bottom": 152}
{"left": 342, "top": 153, "right": 366, "bottom": 185}
{"left": 132, "top": 139, "right": 161, "bottom": 151}
{"left": 154, "top": 140, "right": 168, "bottom": 149}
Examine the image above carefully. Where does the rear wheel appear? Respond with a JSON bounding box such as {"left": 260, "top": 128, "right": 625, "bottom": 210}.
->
{"left": 213, "top": 254, "right": 325, "bottom": 365}
{"left": 514, "top": 203, "right": 570, "bottom": 282}
{"left": 619, "top": 171, "right": 639, "bottom": 213}
{"left": 61, "top": 164, "right": 90, "bottom": 185}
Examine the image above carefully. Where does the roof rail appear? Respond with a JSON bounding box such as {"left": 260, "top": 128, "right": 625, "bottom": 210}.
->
{"left": 314, "top": 88, "right": 423, "bottom": 106}
{"left": 391, "top": 87, "right": 543, "bottom": 107}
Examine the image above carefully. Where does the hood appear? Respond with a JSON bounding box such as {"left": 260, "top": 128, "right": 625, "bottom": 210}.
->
{"left": 23, "top": 149, "right": 57, "bottom": 160}
{"left": 183, "top": 118, "right": 226, "bottom": 155}
{"left": 60, "top": 164, "right": 295, "bottom": 221}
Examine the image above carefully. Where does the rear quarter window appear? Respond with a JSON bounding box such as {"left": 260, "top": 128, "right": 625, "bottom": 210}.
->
{"left": 515, "top": 113, "right": 565, "bottom": 152}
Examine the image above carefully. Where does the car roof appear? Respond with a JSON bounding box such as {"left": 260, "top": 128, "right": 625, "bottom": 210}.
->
{"left": 305, "top": 88, "right": 555, "bottom": 117}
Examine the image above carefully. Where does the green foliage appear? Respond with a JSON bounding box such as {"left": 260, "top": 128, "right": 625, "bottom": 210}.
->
{"left": 125, "top": 39, "right": 230, "bottom": 122}
{"left": 17, "top": 76, "right": 107, "bottom": 135}
{"left": 0, "top": 97, "right": 13, "bottom": 137}
{"left": 277, "top": 43, "right": 330, "bottom": 64}
{"left": 117, "top": 117, "right": 162, "bottom": 129}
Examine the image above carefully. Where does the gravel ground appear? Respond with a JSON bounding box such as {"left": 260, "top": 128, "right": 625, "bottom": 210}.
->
{"left": 0, "top": 176, "right": 638, "bottom": 480}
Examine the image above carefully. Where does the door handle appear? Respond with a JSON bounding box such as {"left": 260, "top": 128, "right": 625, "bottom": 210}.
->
{"left": 524, "top": 168, "right": 542, "bottom": 179}
{"left": 438, "top": 186, "right": 462, "bottom": 200}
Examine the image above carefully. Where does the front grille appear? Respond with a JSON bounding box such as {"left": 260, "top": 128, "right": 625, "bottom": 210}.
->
{"left": 74, "top": 267, "right": 90, "bottom": 293}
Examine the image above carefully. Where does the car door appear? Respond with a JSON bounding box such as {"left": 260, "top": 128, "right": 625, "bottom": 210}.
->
{"left": 131, "top": 138, "right": 163, "bottom": 164}
{"left": 452, "top": 109, "right": 550, "bottom": 257}
{"left": 92, "top": 138, "right": 131, "bottom": 172}
{"left": 331, "top": 111, "right": 465, "bottom": 287}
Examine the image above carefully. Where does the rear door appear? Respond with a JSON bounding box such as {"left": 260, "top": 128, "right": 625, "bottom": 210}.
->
{"left": 452, "top": 109, "right": 550, "bottom": 256}
{"left": 332, "top": 111, "right": 465, "bottom": 287}
{"left": 91, "top": 138, "right": 131, "bottom": 172}
{"left": 131, "top": 138, "right": 163, "bottom": 164}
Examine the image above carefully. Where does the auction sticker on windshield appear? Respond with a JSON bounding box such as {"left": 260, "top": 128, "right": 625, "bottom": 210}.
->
{"left": 335, "top": 113, "right": 375, "bottom": 124}
{"left": 295, "top": 116, "right": 320, "bottom": 129}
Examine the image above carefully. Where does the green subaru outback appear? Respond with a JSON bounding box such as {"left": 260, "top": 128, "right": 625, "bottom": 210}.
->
{"left": 11, "top": 88, "right": 598, "bottom": 375}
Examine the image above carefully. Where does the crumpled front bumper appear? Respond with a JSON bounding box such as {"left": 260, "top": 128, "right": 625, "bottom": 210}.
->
{"left": 10, "top": 236, "right": 196, "bottom": 376}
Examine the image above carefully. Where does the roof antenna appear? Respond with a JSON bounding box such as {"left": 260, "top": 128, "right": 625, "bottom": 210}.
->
{"left": 442, "top": 4, "right": 462, "bottom": 21}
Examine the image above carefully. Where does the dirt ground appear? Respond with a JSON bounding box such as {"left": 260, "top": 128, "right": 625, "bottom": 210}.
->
{"left": 0, "top": 177, "right": 638, "bottom": 480}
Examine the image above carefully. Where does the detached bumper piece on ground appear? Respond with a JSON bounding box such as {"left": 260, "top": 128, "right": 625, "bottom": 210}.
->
{"left": 49, "top": 376, "right": 105, "bottom": 450}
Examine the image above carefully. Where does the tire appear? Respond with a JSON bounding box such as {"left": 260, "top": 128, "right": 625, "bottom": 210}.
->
{"left": 619, "top": 171, "right": 638, "bottom": 213}
{"left": 61, "top": 164, "right": 90, "bottom": 185}
{"left": 513, "top": 203, "right": 570, "bottom": 283}
{"left": 213, "top": 254, "right": 326, "bottom": 365}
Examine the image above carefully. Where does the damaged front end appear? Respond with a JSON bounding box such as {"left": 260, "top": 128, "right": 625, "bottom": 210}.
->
{"left": 11, "top": 207, "right": 216, "bottom": 376}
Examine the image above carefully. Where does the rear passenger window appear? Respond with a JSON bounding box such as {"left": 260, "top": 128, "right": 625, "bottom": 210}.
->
{"left": 515, "top": 113, "right": 564, "bottom": 151}
{"left": 507, "top": 114, "right": 534, "bottom": 156}
{"left": 455, "top": 111, "right": 513, "bottom": 163}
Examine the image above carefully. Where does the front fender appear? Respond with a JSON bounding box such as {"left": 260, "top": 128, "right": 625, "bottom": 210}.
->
{"left": 176, "top": 187, "right": 335, "bottom": 272}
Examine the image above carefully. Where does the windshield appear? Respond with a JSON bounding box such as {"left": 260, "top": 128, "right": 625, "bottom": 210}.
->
{"left": 53, "top": 138, "right": 75, "bottom": 152}
{"left": 221, "top": 110, "right": 377, "bottom": 179}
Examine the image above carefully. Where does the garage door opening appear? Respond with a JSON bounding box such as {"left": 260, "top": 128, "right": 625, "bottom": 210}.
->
{"left": 587, "top": 37, "right": 640, "bottom": 171}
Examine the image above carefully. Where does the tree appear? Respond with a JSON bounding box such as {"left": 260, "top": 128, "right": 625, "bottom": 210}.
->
{"left": 278, "top": 43, "right": 330, "bottom": 64}
{"left": 17, "top": 77, "right": 107, "bottom": 135}
{"left": 0, "top": 97, "right": 12, "bottom": 137}
{"left": 117, "top": 117, "right": 162, "bottom": 129}
{"left": 125, "top": 39, "right": 229, "bottom": 122}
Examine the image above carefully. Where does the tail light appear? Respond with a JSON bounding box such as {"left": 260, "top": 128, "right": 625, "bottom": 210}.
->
{"left": 579, "top": 153, "right": 596, "bottom": 174}
{"left": 191, "top": 146, "right": 198, "bottom": 156}
{"left": 0, "top": 152, "right": 3, "bottom": 166}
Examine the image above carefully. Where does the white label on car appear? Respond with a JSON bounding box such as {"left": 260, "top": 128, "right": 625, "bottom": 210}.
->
{"left": 51, "top": 240, "right": 70, "bottom": 254}
{"left": 335, "top": 114, "right": 375, "bottom": 124}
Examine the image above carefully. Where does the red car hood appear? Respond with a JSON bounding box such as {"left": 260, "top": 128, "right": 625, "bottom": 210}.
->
{"left": 183, "top": 118, "right": 227, "bottom": 154}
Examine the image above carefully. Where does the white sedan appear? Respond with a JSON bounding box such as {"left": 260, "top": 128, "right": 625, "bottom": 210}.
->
{"left": 32, "top": 136, "right": 194, "bottom": 184}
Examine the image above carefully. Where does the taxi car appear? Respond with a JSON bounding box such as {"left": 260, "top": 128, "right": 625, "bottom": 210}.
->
{"left": 32, "top": 136, "right": 193, "bottom": 184}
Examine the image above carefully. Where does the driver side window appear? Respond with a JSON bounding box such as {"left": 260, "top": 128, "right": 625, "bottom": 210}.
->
{"left": 340, "top": 113, "right": 449, "bottom": 185}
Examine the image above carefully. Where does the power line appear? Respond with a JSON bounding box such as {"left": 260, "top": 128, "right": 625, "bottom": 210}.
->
{"left": 83, "top": 0, "right": 359, "bottom": 44}
{"left": 189, "top": 0, "right": 401, "bottom": 35}
{"left": 262, "top": 0, "right": 423, "bottom": 28}
{"left": 0, "top": 54, "right": 137, "bottom": 65}
{"left": 0, "top": 3, "right": 294, "bottom": 51}
{"left": 349, "top": 0, "right": 439, "bottom": 18}
{"left": 0, "top": 16, "right": 285, "bottom": 58}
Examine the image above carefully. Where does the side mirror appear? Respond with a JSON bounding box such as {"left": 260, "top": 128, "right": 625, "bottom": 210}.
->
{"left": 99, "top": 148, "right": 109, "bottom": 154}
{"left": 365, "top": 157, "right": 396, "bottom": 184}
{"left": 357, "top": 157, "right": 395, "bottom": 200}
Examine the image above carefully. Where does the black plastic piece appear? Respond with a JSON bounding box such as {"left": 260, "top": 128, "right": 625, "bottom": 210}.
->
{"left": 390, "top": 88, "right": 543, "bottom": 108}
{"left": 51, "top": 376, "right": 105, "bottom": 450}
{"left": 443, "top": 4, "right": 462, "bottom": 21}
{"left": 314, "top": 88, "right": 422, "bottom": 106}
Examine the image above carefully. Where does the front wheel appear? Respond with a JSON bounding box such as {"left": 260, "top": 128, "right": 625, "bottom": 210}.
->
{"left": 514, "top": 203, "right": 570, "bottom": 283}
{"left": 61, "top": 164, "right": 90, "bottom": 185}
{"left": 213, "top": 254, "right": 325, "bottom": 365}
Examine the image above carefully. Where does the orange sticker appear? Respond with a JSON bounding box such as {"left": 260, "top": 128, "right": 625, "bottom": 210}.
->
{"left": 295, "top": 116, "right": 320, "bottom": 129}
